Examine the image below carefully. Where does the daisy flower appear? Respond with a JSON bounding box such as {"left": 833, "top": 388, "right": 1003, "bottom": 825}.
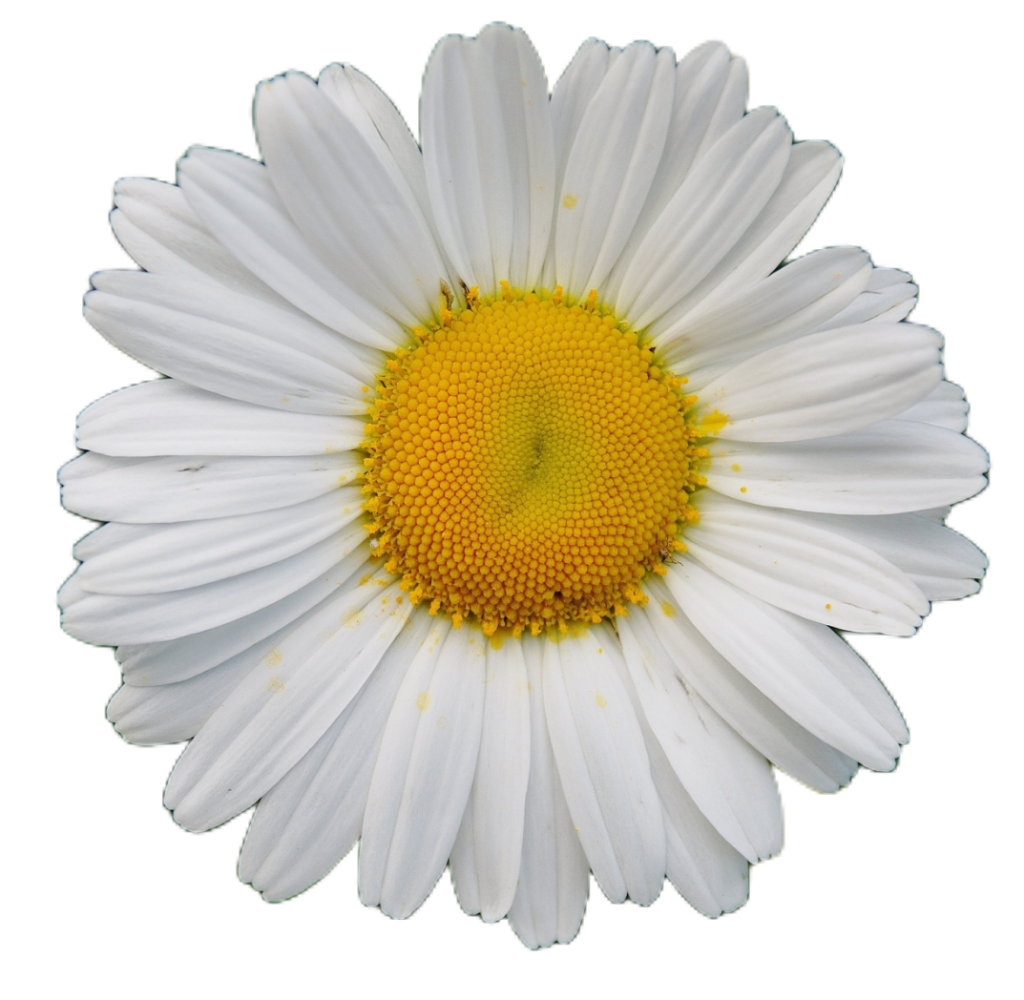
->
{"left": 59, "top": 24, "right": 988, "bottom": 948}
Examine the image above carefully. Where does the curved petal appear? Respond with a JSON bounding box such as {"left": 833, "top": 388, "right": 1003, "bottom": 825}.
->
{"left": 60, "top": 531, "right": 370, "bottom": 646}
{"left": 239, "top": 609, "right": 433, "bottom": 901}
{"left": 86, "top": 271, "right": 373, "bottom": 414}
{"left": 704, "top": 419, "right": 989, "bottom": 513}
{"left": 694, "top": 320, "right": 942, "bottom": 442}
{"left": 60, "top": 452, "right": 360, "bottom": 523}
{"left": 664, "top": 558, "right": 908, "bottom": 771}
{"left": 554, "top": 43, "right": 676, "bottom": 297}
{"left": 617, "top": 613, "right": 782, "bottom": 862}
{"left": 358, "top": 623, "right": 486, "bottom": 918}
{"left": 507, "top": 636, "right": 589, "bottom": 948}
{"left": 164, "top": 574, "right": 410, "bottom": 831}
{"left": 450, "top": 637, "right": 531, "bottom": 922}
{"left": 654, "top": 247, "right": 871, "bottom": 375}
{"left": 255, "top": 71, "right": 451, "bottom": 326}
{"left": 684, "top": 490, "right": 929, "bottom": 634}
{"left": 178, "top": 147, "right": 405, "bottom": 348}
{"left": 543, "top": 627, "right": 665, "bottom": 905}
{"left": 74, "top": 490, "right": 362, "bottom": 596}
{"left": 422, "top": 25, "right": 555, "bottom": 293}
{"left": 76, "top": 380, "right": 366, "bottom": 458}
{"left": 651, "top": 140, "right": 843, "bottom": 334}
{"left": 813, "top": 266, "right": 918, "bottom": 332}
{"left": 898, "top": 380, "right": 968, "bottom": 432}
{"left": 639, "top": 581, "right": 858, "bottom": 792}
{"left": 616, "top": 108, "right": 793, "bottom": 328}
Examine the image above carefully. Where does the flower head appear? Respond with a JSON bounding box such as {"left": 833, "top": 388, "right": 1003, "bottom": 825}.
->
{"left": 60, "top": 25, "right": 987, "bottom": 948}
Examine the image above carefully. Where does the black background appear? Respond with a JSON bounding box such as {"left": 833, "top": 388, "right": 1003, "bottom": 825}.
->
{"left": 59, "top": 23, "right": 987, "bottom": 958}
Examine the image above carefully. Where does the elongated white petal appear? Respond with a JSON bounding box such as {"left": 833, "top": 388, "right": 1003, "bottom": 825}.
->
{"left": 108, "top": 629, "right": 282, "bottom": 745}
{"left": 898, "top": 380, "right": 968, "bottom": 432}
{"left": 696, "top": 321, "right": 942, "bottom": 442}
{"left": 543, "top": 628, "right": 664, "bottom": 905}
{"left": 704, "top": 419, "right": 989, "bottom": 513}
{"left": 117, "top": 560, "right": 367, "bottom": 686}
{"left": 813, "top": 266, "right": 918, "bottom": 331}
{"left": 617, "top": 613, "right": 782, "bottom": 862}
{"left": 665, "top": 558, "right": 907, "bottom": 770}
{"left": 178, "top": 147, "right": 404, "bottom": 348}
{"left": 76, "top": 380, "right": 366, "bottom": 458}
{"left": 60, "top": 452, "right": 359, "bottom": 523}
{"left": 359, "top": 623, "right": 486, "bottom": 918}
{"left": 450, "top": 638, "right": 531, "bottom": 921}
{"left": 613, "top": 42, "right": 747, "bottom": 285}
{"left": 617, "top": 108, "right": 793, "bottom": 328}
{"left": 256, "top": 72, "right": 450, "bottom": 326}
{"left": 75, "top": 490, "right": 361, "bottom": 596}
{"left": 111, "top": 178, "right": 289, "bottom": 306}
{"left": 654, "top": 247, "right": 871, "bottom": 376}
{"left": 792, "top": 510, "right": 987, "bottom": 602}
{"left": 639, "top": 581, "right": 857, "bottom": 791}
{"left": 551, "top": 39, "right": 619, "bottom": 180}
{"left": 654, "top": 140, "right": 843, "bottom": 331}
{"left": 641, "top": 707, "right": 750, "bottom": 917}
{"left": 60, "top": 531, "right": 369, "bottom": 645}
{"left": 508, "top": 636, "right": 589, "bottom": 948}
{"left": 555, "top": 43, "right": 675, "bottom": 298}
{"left": 685, "top": 491, "right": 929, "bottom": 634}
{"left": 165, "top": 574, "right": 410, "bottom": 831}
{"left": 241, "top": 609, "right": 434, "bottom": 901}
{"left": 422, "top": 25, "right": 554, "bottom": 293}
{"left": 86, "top": 270, "right": 373, "bottom": 415}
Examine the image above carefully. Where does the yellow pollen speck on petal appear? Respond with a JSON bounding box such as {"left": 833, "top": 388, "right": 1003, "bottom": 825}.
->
{"left": 661, "top": 600, "right": 677, "bottom": 618}
{"left": 825, "top": 603, "right": 832, "bottom": 610}
{"left": 361, "top": 287, "right": 707, "bottom": 635}
{"left": 740, "top": 486, "right": 748, "bottom": 493}
{"left": 265, "top": 648, "right": 282, "bottom": 667}
{"left": 698, "top": 409, "right": 730, "bottom": 435}
{"left": 266, "top": 677, "right": 285, "bottom": 694}
{"left": 731, "top": 463, "right": 741, "bottom": 472}
{"left": 562, "top": 194, "right": 578, "bottom": 209}
{"left": 415, "top": 691, "right": 431, "bottom": 712}
{"left": 595, "top": 693, "right": 608, "bottom": 708}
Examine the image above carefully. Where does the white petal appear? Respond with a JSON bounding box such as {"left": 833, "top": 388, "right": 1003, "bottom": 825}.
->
{"left": 616, "top": 108, "right": 793, "bottom": 328}
{"left": 543, "top": 627, "right": 664, "bottom": 905}
{"left": 450, "top": 637, "right": 531, "bottom": 921}
{"left": 76, "top": 380, "right": 366, "bottom": 457}
{"left": 74, "top": 490, "right": 361, "bottom": 596}
{"left": 641, "top": 709, "right": 750, "bottom": 917}
{"left": 60, "top": 452, "right": 359, "bottom": 523}
{"left": 791, "top": 510, "right": 987, "bottom": 603}
{"left": 117, "top": 563, "right": 366, "bottom": 686}
{"left": 665, "top": 558, "right": 907, "bottom": 770}
{"left": 508, "top": 636, "right": 589, "bottom": 949}
{"left": 813, "top": 266, "right": 918, "bottom": 332}
{"left": 704, "top": 419, "right": 989, "bottom": 513}
{"left": 639, "top": 581, "right": 857, "bottom": 792}
{"left": 555, "top": 43, "right": 676, "bottom": 298}
{"left": 653, "top": 247, "right": 871, "bottom": 377}
{"left": 422, "top": 25, "right": 555, "bottom": 293}
{"left": 111, "top": 178, "right": 288, "bottom": 305}
{"left": 551, "top": 39, "right": 619, "bottom": 180}
{"left": 60, "top": 531, "right": 369, "bottom": 645}
{"left": 685, "top": 491, "right": 929, "bottom": 634}
{"left": 617, "top": 613, "right": 781, "bottom": 862}
{"left": 165, "top": 574, "right": 410, "bottom": 831}
{"left": 108, "top": 629, "right": 281, "bottom": 745}
{"left": 178, "top": 147, "right": 404, "bottom": 348}
{"left": 654, "top": 140, "right": 842, "bottom": 331}
{"left": 695, "top": 320, "right": 942, "bottom": 442}
{"left": 240, "top": 609, "right": 433, "bottom": 901}
{"left": 897, "top": 380, "right": 968, "bottom": 432}
{"left": 255, "top": 72, "right": 450, "bottom": 326}
{"left": 358, "top": 623, "right": 486, "bottom": 918}
{"left": 86, "top": 271, "right": 373, "bottom": 415}
{"left": 618, "top": 43, "right": 748, "bottom": 275}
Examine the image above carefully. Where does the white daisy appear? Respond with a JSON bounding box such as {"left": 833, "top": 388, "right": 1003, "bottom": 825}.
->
{"left": 59, "top": 24, "right": 988, "bottom": 948}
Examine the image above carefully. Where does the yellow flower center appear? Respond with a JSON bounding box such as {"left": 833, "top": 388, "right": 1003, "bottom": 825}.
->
{"left": 362, "top": 285, "right": 706, "bottom": 636}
